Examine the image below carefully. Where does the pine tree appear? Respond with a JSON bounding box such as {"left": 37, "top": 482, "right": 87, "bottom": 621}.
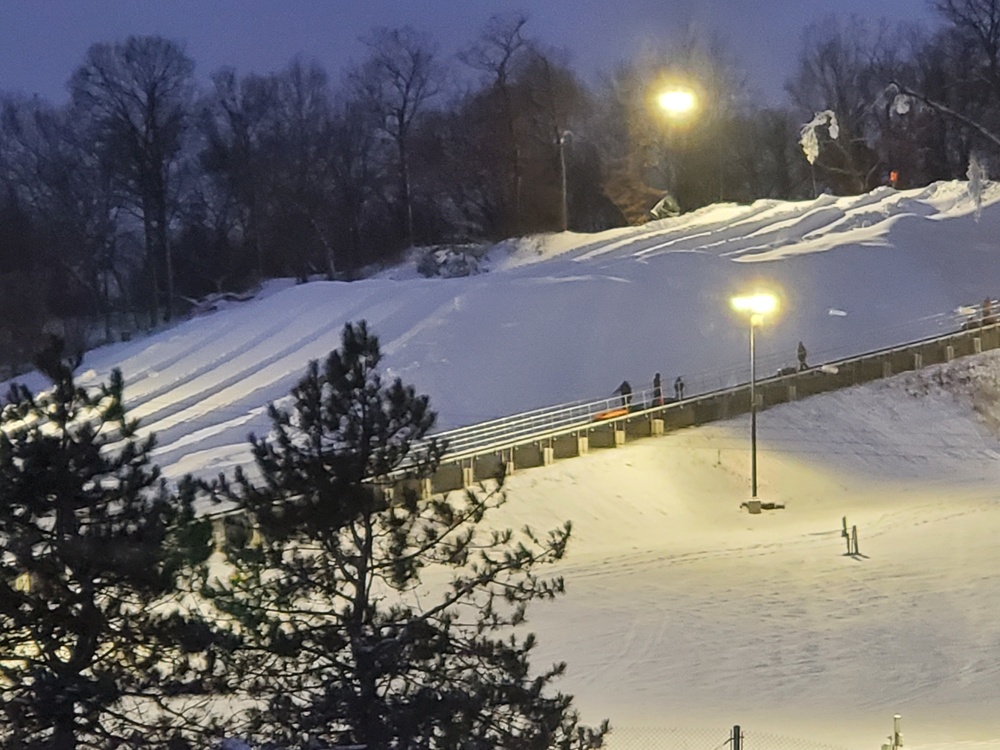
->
{"left": 210, "top": 320, "right": 608, "bottom": 749}
{"left": 0, "top": 338, "right": 222, "bottom": 750}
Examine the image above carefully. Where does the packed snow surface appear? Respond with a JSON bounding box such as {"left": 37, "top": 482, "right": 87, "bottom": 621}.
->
{"left": 25, "top": 181, "right": 1000, "bottom": 748}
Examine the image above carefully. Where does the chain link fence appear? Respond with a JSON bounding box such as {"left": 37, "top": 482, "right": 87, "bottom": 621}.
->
{"left": 605, "top": 726, "right": 860, "bottom": 750}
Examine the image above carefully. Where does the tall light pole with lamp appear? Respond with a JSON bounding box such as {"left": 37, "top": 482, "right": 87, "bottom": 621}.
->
{"left": 731, "top": 292, "right": 779, "bottom": 499}
{"left": 557, "top": 129, "right": 572, "bottom": 232}
{"left": 656, "top": 86, "right": 698, "bottom": 199}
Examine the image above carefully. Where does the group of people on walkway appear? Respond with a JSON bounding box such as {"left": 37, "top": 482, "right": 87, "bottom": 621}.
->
{"left": 615, "top": 373, "right": 684, "bottom": 409}
{"left": 615, "top": 341, "right": 811, "bottom": 409}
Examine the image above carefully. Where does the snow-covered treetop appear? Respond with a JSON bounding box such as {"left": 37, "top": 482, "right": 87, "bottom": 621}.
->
{"left": 799, "top": 110, "right": 839, "bottom": 165}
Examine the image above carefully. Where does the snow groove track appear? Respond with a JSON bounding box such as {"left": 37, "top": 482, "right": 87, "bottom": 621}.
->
{"left": 119, "top": 296, "right": 350, "bottom": 463}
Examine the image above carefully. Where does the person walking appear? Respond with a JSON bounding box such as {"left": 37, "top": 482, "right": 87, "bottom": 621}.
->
{"left": 674, "top": 376, "right": 684, "bottom": 400}
{"left": 616, "top": 380, "right": 632, "bottom": 408}
{"left": 653, "top": 372, "right": 663, "bottom": 406}
{"left": 797, "top": 341, "right": 808, "bottom": 371}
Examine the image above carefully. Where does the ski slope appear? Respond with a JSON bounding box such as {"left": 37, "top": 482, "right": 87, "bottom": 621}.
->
{"left": 45, "top": 180, "right": 1000, "bottom": 484}
{"left": 21, "top": 180, "right": 1000, "bottom": 748}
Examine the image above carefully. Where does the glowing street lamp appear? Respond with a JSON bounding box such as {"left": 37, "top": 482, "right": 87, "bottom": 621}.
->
{"left": 655, "top": 85, "right": 699, "bottom": 200}
{"left": 657, "top": 88, "right": 698, "bottom": 119}
{"left": 731, "top": 292, "right": 779, "bottom": 498}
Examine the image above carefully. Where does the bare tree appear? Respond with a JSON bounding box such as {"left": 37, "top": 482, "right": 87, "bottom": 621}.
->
{"left": 926, "top": 0, "right": 1000, "bottom": 169}
{"left": 355, "top": 26, "right": 443, "bottom": 247}
{"left": 0, "top": 96, "right": 124, "bottom": 344}
{"left": 70, "top": 35, "right": 195, "bottom": 323}
{"left": 933, "top": 0, "right": 1000, "bottom": 97}
{"left": 200, "top": 68, "right": 276, "bottom": 281}
{"left": 327, "top": 90, "right": 383, "bottom": 270}
{"left": 728, "top": 108, "right": 803, "bottom": 200}
{"left": 460, "top": 13, "right": 532, "bottom": 234}
{"left": 0, "top": 187, "right": 49, "bottom": 373}
{"left": 519, "top": 48, "right": 590, "bottom": 232}
{"left": 787, "top": 16, "right": 902, "bottom": 193}
{"left": 261, "top": 58, "right": 338, "bottom": 279}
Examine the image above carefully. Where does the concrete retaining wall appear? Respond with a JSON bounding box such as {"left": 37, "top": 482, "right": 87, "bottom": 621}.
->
{"left": 421, "top": 323, "right": 1000, "bottom": 496}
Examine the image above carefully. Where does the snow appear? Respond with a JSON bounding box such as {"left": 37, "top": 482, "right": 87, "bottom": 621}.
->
{"left": 21, "top": 180, "right": 1000, "bottom": 749}
{"left": 894, "top": 93, "right": 913, "bottom": 116}
{"left": 800, "top": 110, "right": 840, "bottom": 165}
{"left": 503, "top": 355, "right": 1000, "bottom": 750}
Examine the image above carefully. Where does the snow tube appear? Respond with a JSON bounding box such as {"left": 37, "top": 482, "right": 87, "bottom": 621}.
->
{"left": 593, "top": 407, "right": 628, "bottom": 421}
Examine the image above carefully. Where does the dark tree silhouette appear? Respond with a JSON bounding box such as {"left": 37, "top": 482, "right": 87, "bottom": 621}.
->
{"left": 208, "top": 321, "right": 607, "bottom": 750}
{"left": 355, "top": 27, "right": 443, "bottom": 247}
{"left": 0, "top": 338, "right": 223, "bottom": 750}
{"left": 70, "top": 35, "right": 195, "bottom": 323}
{"left": 460, "top": 13, "right": 533, "bottom": 235}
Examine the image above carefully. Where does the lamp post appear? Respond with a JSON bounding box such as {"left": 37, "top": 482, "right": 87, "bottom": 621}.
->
{"left": 656, "top": 86, "right": 698, "bottom": 197}
{"left": 731, "top": 292, "right": 779, "bottom": 498}
{"left": 557, "top": 129, "right": 572, "bottom": 232}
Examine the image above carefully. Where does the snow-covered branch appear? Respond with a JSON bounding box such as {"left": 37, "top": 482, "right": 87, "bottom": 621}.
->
{"left": 800, "top": 110, "right": 840, "bottom": 165}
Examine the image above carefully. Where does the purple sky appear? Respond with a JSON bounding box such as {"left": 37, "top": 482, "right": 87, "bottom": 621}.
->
{"left": 0, "top": 0, "right": 939, "bottom": 106}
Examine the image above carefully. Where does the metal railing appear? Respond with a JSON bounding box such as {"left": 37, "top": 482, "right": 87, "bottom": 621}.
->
{"left": 424, "top": 320, "right": 998, "bottom": 466}
{"left": 202, "top": 313, "right": 998, "bottom": 519}
{"left": 432, "top": 391, "right": 653, "bottom": 461}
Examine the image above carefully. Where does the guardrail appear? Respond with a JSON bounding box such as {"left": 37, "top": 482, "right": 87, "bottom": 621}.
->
{"left": 420, "top": 321, "right": 1000, "bottom": 485}
{"left": 431, "top": 390, "right": 661, "bottom": 462}
{"left": 204, "top": 318, "right": 1000, "bottom": 526}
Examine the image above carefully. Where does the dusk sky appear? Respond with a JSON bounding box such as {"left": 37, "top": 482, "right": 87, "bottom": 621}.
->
{"left": 1, "top": 1, "right": 940, "bottom": 106}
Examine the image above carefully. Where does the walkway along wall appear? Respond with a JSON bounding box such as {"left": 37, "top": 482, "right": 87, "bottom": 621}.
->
{"left": 204, "top": 323, "right": 1000, "bottom": 539}
{"left": 424, "top": 324, "right": 1000, "bottom": 496}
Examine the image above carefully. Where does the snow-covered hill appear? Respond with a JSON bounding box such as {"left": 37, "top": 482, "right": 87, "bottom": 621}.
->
{"left": 23, "top": 180, "right": 1000, "bottom": 748}
{"left": 51, "top": 180, "right": 1000, "bottom": 483}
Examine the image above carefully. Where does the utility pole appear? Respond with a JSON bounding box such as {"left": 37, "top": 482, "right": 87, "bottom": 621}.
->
{"left": 557, "top": 130, "right": 569, "bottom": 232}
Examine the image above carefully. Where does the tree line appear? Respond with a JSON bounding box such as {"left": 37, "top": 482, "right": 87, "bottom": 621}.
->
{"left": 2, "top": 3, "right": 999, "bottom": 372}
{"left": 0, "top": 324, "right": 608, "bottom": 750}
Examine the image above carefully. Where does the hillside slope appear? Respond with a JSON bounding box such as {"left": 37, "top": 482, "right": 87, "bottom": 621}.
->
{"left": 40, "top": 179, "right": 1000, "bottom": 482}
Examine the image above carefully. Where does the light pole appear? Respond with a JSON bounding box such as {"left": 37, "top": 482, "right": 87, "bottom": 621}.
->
{"left": 557, "top": 129, "right": 572, "bottom": 232}
{"left": 656, "top": 86, "right": 698, "bottom": 198}
{"left": 731, "top": 292, "right": 779, "bottom": 498}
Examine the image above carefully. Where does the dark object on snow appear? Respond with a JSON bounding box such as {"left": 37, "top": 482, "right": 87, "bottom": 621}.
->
{"left": 741, "top": 500, "right": 785, "bottom": 512}
{"left": 797, "top": 341, "right": 808, "bottom": 370}
{"left": 650, "top": 192, "right": 681, "bottom": 219}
